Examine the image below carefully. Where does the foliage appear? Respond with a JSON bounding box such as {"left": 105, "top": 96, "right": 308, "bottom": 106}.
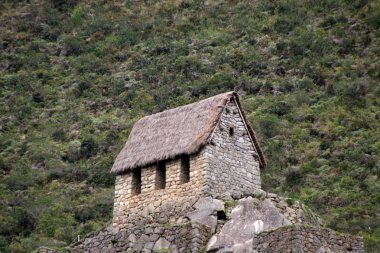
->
{"left": 0, "top": 0, "right": 379, "bottom": 252}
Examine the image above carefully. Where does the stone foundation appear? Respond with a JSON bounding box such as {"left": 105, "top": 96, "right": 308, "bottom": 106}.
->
{"left": 67, "top": 222, "right": 212, "bottom": 253}
{"left": 254, "top": 225, "right": 364, "bottom": 253}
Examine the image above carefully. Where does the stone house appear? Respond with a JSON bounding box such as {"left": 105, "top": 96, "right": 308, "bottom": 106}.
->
{"left": 39, "top": 92, "right": 364, "bottom": 252}
{"left": 111, "top": 92, "right": 266, "bottom": 229}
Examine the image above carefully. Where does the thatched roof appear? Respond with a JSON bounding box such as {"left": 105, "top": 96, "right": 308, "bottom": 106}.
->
{"left": 111, "top": 92, "right": 266, "bottom": 174}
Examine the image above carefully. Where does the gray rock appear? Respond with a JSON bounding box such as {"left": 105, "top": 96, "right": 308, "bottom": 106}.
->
{"left": 232, "top": 239, "right": 254, "bottom": 253}
{"left": 207, "top": 197, "right": 291, "bottom": 251}
{"left": 252, "top": 189, "right": 267, "bottom": 200}
{"left": 267, "top": 193, "right": 277, "bottom": 198}
{"left": 231, "top": 192, "right": 242, "bottom": 200}
{"left": 316, "top": 246, "right": 333, "bottom": 253}
{"left": 144, "top": 241, "right": 155, "bottom": 250}
{"left": 187, "top": 197, "right": 224, "bottom": 232}
{"left": 193, "top": 197, "right": 224, "bottom": 211}
{"left": 128, "top": 234, "right": 136, "bottom": 243}
{"left": 153, "top": 237, "right": 171, "bottom": 251}
{"left": 206, "top": 235, "right": 220, "bottom": 251}
{"left": 220, "top": 192, "right": 234, "bottom": 201}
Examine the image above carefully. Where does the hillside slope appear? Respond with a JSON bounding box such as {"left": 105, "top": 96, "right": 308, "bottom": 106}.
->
{"left": 0, "top": 0, "right": 379, "bottom": 252}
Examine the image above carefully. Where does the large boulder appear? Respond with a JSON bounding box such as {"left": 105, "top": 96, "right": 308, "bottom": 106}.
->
{"left": 186, "top": 197, "right": 225, "bottom": 232}
{"left": 206, "top": 197, "right": 291, "bottom": 252}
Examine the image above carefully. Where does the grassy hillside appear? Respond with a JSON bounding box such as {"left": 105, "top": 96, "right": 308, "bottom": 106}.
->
{"left": 0, "top": 0, "right": 379, "bottom": 252}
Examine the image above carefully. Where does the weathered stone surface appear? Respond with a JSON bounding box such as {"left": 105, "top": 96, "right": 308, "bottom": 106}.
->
{"left": 67, "top": 222, "right": 213, "bottom": 253}
{"left": 193, "top": 197, "right": 224, "bottom": 211}
{"left": 207, "top": 196, "right": 292, "bottom": 251}
{"left": 187, "top": 197, "right": 224, "bottom": 232}
{"left": 153, "top": 237, "right": 171, "bottom": 251}
{"left": 252, "top": 225, "right": 364, "bottom": 253}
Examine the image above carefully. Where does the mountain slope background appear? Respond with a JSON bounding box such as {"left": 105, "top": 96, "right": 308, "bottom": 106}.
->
{"left": 0, "top": 0, "right": 379, "bottom": 252}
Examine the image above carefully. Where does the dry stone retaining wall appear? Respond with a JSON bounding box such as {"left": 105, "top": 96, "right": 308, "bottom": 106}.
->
{"left": 254, "top": 225, "right": 364, "bottom": 253}
{"left": 67, "top": 222, "right": 212, "bottom": 253}
{"left": 37, "top": 247, "right": 60, "bottom": 253}
{"left": 266, "top": 193, "right": 324, "bottom": 227}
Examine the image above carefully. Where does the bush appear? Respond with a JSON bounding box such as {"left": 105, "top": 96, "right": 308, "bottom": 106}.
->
{"left": 285, "top": 170, "right": 304, "bottom": 188}
{"left": 205, "top": 67, "right": 238, "bottom": 91}
{"left": 267, "top": 100, "right": 292, "bottom": 116}
{"left": 63, "top": 36, "right": 85, "bottom": 56}
{"left": 114, "top": 26, "right": 138, "bottom": 47}
{"left": 50, "top": 0, "right": 78, "bottom": 11}
{"left": 52, "top": 129, "right": 67, "bottom": 142}
{"left": 63, "top": 140, "right": 81, "bottom": 163}
{"left": 252, "top": 115, "right": 282, "bottom": 139}
{"left": 70, "top": 6, "right": 86, "bottom": 27}
{"left": 0, "top": 236, "right": 10, "bottom": 253}
{"left": 175, "top": 55, "right": 204, "bottom": 78}
{"left": 36, "top": 206, "right": 75, "bottom": 238}
{"left": 338, "top": 81, "right": 367, "bottom": 108}
{"left": 80, "top": 138, "right": 98, "bottom": 159}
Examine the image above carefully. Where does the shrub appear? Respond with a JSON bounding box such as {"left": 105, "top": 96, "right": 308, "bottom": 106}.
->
{"left": 70, "top": 6, "right": 86, "bottom": 27}
{"left": 175, "top": 55, "right": 204, "bottom": 78}
{"left": 252, "top": 115, "right": 282, "bottom": 139}
{"left": 366, "top": 3, "right": 380, "bottom": 29}
{"left": 267, "top": 100, "right": 292, "bottom": 116}
{"left": 50, "top": 0, "right": 78, "bottom": 11}
{"left": 114, "top": 27, "right": 138, "bottom": 47}
{"left": 80, "top": 138, "right": 98, "bottom": 159}
{"left": 52, "top": 129, "right": 67, "bottom": 142}
{"left": 36, "top": 206, "right": 76, "bottom": 238}
{"left": 205, "top": 67, "right": 238, "bottom": 91}
{"left": 320, "top": 16, "right": 337, "bottom": 28}
{"left": 63, "top": 36, "right": 85, "bottom": 56}
{"left": 55, "top": 226, "right": 75, "bottom": 243}
{"left": 0, "top": 236, "right": 10, "bottom": 253}
{"left": 286, "top": 170, "right": 304, "bottom": 187}
{"left": 338, "top": 81, "right": 367, "bottom": 108}
{"left": 63, "top": 140, "right": 81, "bottom": 163}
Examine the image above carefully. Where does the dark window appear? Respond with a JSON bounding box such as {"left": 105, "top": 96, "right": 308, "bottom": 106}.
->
{"left": 229, "top": 127, "right": 234, "bottom": 136}
{"left": 155, "top": 161, "right": 166, "bottom": 190}
{"left": 131, "top": 168, "right": 141, "bottom": 195}
{"left": 180, "top": 155, "right": 190, "bottom": 183}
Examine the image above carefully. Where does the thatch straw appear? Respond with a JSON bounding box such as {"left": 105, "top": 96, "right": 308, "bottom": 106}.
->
{"left": 111, "top": 92, "right": 265, "bottom": 174}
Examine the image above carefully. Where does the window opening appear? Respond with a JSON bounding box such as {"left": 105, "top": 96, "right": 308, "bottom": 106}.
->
{"left": 229, "top": 127, "right": 234, "bottom": 136}
{"left": 156, "top": 161, "right": 166, "bottom": 189}
{"left": 131, "top": 168, "right": 141, "bottom": 195}
{"left": 180, "top": 155, "right": 190, "bottom": 183}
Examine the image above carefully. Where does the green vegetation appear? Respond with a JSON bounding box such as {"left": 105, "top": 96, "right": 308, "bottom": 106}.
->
{"left": 0, "top": 0, "right": 379, "bottom": 252}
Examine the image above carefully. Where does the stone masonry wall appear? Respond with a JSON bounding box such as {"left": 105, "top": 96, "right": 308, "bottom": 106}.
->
{"left": 254, "top": 225, "right": 364, "bottom": 253}
{"left": 113, "top": 149, "right": 208, "bottom": 229}
{"left": 203, "top": 99, "right": 261, "bottom": 197}
{"left": 67, "top": 222, "right": 212, "bottom": 253}
{"left": 37, "top": 247, "right": 60, "bottom": 253}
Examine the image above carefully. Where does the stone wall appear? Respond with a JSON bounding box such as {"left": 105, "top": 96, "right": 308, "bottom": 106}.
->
{"left": 254, "top": 225, "right": 364, "bottom": 253}
{"left": 37, "top": 247, "right": 60, "bottom": 253}
{"left": 112, "top": 149, "right": 208, "bottom": 229}
{"left": 266, "top": 193, "right": 324, "bottom": 226}
{"left": 68, "top": 222, "right": 212, "bottom": 253}
{"left": 204, "top": 99, "right": 261, "bottom": 197}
